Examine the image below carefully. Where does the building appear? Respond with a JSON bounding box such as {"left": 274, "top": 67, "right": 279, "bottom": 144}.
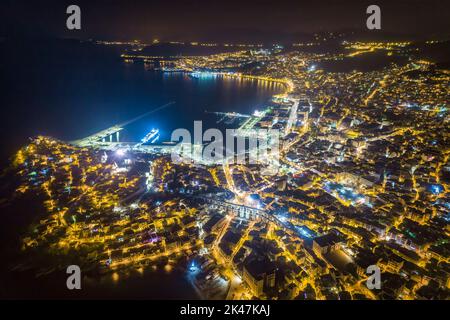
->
{"left": 203, "top": 213, "right": 226, "bottom": 234}
{"left": 243, "top": 257, "right": 277, "bottom": 297}
{"left": 313, "top": 232, "right": 344, "bottom": 256}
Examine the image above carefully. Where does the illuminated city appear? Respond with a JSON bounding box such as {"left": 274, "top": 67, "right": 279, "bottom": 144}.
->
{"left": 0, "top": 0, "right": 449, "bottom": 304}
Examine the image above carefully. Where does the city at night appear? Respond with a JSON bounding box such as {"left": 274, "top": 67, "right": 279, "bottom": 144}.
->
{"left": 0, "top": 0, "right": 449, "bottom": 312}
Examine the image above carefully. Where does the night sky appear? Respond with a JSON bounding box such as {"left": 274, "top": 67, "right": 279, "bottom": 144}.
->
{"left": 1, "top": 0, "right": 449, "bottom": 42}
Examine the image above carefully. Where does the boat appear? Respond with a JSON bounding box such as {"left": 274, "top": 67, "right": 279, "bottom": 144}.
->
{"left": 140, "top": 129, "right": 159, "bottom": 144}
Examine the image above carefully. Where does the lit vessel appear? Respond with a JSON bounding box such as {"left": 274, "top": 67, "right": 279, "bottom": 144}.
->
{"left": 140, "top": 129, "right": 160, "bottom": 144}
{"left": 189, "top": 71, "right": 217, "bottom": 79}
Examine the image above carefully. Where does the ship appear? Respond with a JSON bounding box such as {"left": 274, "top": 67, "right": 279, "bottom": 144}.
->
{"left": 189, "top": 72, "right": 201, "bottom": 79}
{"left": 140, "top": 129, "right": 160, "bottom": 144}
{"left": 189, "top": 71, "right": 217, "bottom": 79}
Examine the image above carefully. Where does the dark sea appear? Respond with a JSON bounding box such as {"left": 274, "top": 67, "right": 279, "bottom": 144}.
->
{"left": 0, "top": 37, "right": 282, "bottom": 299}
{"left": 0, "top": 38, "right": 283, "bottom": 163}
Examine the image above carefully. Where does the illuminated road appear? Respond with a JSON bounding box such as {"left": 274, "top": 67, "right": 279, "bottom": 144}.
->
{"left": 107, "top": 241, "right": 197, "bottom": 269}
{"left": 285, "top": 98, "right": 300, "bottom": 135}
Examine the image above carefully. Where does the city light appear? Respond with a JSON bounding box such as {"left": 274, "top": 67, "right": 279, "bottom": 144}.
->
{"left": 6, "top": 25, "right": 449, "bottom": 302}
{"left": 115, "top": 149, "right": 126, "bottom": 157}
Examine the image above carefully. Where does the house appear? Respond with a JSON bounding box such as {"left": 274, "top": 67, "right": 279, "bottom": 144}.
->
{"left": 243, "top": 257, "right": 277, "bottom": 297}
{"left": 313, "top": 231, "right": 344, "bottom": 256}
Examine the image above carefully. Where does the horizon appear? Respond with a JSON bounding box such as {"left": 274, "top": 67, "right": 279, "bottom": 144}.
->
{"left": 1, "top": 0, "right": 450, "bottom": 42}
